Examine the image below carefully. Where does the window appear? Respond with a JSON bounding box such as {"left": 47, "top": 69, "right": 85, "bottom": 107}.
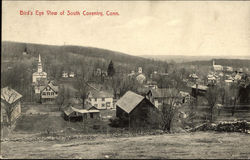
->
{"left": 95, "top": 98, "right": 97, "bottom": 101}
{"left": 47, "top": 92, "right": 50, "bottom": 96}
{"left": 102, "top": 103, "right": 105, "bottom": 107}
{"left": 102, "top": 98, "right": 105, "bottom": 101}
{"left": 42, "top": 92, "right": 46, "bottom": 95}
{"left": 51, "top": 92, "right": 54, "bottom": 96}
{"left": 106, "top": 102, "right": 110, "bottom": 107}
{"left": 90, "top": 113, "right": 94, "bottom": 118}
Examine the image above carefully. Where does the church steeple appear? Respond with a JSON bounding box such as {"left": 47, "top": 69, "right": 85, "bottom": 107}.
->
{"left": 38, "top": 54, "right": 43, "bottom": 73}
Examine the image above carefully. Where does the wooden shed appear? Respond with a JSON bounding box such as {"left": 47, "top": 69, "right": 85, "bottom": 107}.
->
{"left": 116, "top": 91, "right": 158, "bottom": 128}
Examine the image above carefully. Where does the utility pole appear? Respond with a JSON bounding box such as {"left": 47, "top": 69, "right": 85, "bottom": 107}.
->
{"left": 195, "top": 81, "right": 198, "bottom": 108}
{"left": 129, "top": 115, "right": 130, "bottom": 133}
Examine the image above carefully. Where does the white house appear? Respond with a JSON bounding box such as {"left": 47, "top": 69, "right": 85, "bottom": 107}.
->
{"left": 40, "top": 81, "right": 59, "bottom": 103}
{"left": 136, "top": 67, "right": 146, "bottom": 84}
{"left": 32, "top": 54, "right": 47, "bottom": 83}
{"left": 62, "top": 71, "right": 68, "bottom": 78}
{"left": 69, "top": 72, "right": 75, "bottom": 78}
{"left": 226, "top": 66, "right": 233, "bottom": 72}
{"left": 136, "top": 74, "right": 146, "bottom": 84}
{"left": 86, "top": 89, "right": 114, "bottom": 110}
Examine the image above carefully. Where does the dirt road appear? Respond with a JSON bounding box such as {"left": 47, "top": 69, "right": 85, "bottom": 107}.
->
{"left": 1, "top": 131, "right": 250, "bottom": 159}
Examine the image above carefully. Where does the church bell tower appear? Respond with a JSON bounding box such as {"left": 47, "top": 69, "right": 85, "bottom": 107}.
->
{"left": 38, "top": 54, "right": 43, "bottom": 73}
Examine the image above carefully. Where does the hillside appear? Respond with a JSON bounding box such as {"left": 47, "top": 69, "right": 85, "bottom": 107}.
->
{"left": 141, "top": 55, "right": 250, "bottom": 64}
{"left": 2, "top": 41, "right": 158, "bottom": 65}
{"left": 184, "top": 59, "right": 250, "bottom": 69}
{"left": 1, "top": 41, "right": 168, "bottom": 73}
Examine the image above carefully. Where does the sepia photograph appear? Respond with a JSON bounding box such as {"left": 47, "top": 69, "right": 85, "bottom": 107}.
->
{"left": 1, "top": 1, "right": 250, "bottom": 159}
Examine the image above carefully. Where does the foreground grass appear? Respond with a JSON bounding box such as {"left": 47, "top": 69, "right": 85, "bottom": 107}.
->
{"left": 1, "top": 132, "right": 250, "bottom": 159}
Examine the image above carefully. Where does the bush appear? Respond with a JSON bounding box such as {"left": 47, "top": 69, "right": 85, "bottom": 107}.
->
{"left": 109, "top": 117, "right": 128, "bottom": 128}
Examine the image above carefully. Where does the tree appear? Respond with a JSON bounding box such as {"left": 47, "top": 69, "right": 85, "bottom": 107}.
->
{"left": 107, "top": 60, "right": 115, "bottom": 77}
{"left": 230, "top": 83, "right": 239, "bottom": 116}
{"left": 110, "top": 75, "right": 121, "bottom": 99}
{"left": 158, "top": 89, "right": 181, "bottom": 132}
{"left": 218, "top": 86, "right": 226, "bottom": 105}
{"left": 119, "top": 77, "right": 139, "bottom": 97}
{"left": 56, "top": 85, "right": 70, "bottom": 111}
{"left": 74, "top": 72, "right": 89, "bottom": 108}
{"left": 205, "top": 86, "right": 218, "bottom": 122}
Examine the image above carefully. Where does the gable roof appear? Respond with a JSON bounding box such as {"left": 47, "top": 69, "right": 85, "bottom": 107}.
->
{"left": 40, "top": 82, "right": 59, "bottom": 93}
{"left": 116, "top": 91, "right": 144, "bottom": 114}
{"left": 1, "top": 87, "right": 22, "bottom": 104}
{"left": 148, "top": 88, "right": 178, "bottom": 98}
{"left": 64, "top": 106, "right": 100, "bottom": 116}
{"left": 88, "top": 89, "right": 114, "bottom": 98}
{"left": 191, "top": 84, "right": 208, "bottom": 90}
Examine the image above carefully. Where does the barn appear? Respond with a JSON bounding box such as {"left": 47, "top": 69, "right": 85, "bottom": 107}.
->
{"left": 116, "top": 91, "right": 158, "bottom": 128}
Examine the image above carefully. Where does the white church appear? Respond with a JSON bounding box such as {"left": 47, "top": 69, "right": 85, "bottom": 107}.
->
{"left": 212, "top": 60, "right": 223, "bottom": 71}
{"left": 32, "top": 54, "right": 47, "bottom": 83}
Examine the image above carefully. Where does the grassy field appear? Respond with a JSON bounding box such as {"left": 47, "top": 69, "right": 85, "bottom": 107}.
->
{"left": 1, "top": 103, "right": 249, "bottom": 159}
{"left": 1, "top": 132, "right": 250, "bottom": 159}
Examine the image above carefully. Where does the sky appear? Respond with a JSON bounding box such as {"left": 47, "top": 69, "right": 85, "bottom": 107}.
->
{"left": 2, "top": 1, "right": 250, "bottom": 57}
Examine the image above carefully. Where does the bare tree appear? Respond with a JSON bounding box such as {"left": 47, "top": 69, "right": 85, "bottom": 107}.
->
{"left": 205, "top": 86, "right": 218, "bottom": 122}
{"left": 110, "top": 75, "right": 121, "bottom": 99}
{"left": 230, "top": 83, "right": 239, "bottom": 116}
{"left": 158, "top": 88, "right": 181, "bottom": 132}
{"left": 74, "top": 71, "right": 89, "bottom": 108}
{"left": 56, "top": 85, "right": 70, "bottom": 111}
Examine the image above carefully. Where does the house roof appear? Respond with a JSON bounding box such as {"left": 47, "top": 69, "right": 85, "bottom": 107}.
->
{"left": 33, "top": 72, "right": 47, "bottom": 76}
{"left": 191, "top": 84, "right": 208, "bottom": 90}
{"left": 180, "top": 91, "right": 190, "bottom": 97}
{"left": 136, "top": 74, "right": 146, "bottom": 80}
{"left": 48, "top": 83, "right": 59, "bottom": 92}
{"left": 64, "top": 106, "right": 100, "bottom": 116}
{"left": 40, "top": 82, "right": 59, "bottom": 93}
{"left": 88, "top": 89, "right": 114, "bottom": 98}
{"left": 148, "top": 88, "right": 179, "bottom": 98}
{"left": 1, "top": 87, "right": 22, "bottom": 104}
{"left": 116, "top": 91, "right": 145, "bottom": 114}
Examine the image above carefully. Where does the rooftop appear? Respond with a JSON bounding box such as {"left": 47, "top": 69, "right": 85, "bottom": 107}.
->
{"left": 1, "top": 87, "right": 22, "bottom": 104}
{"left": 116, "top": 91, "right": 145, "bottom": 114}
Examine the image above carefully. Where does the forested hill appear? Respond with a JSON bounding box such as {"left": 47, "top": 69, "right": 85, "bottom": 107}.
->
{"left": 1, "top": 41, "right": 169, "bottom": 75}
{"left": 2, "top": 41, "right": 147, "bottom": 64}
{"left": 184, "top": 59, "right": 250, "bottom": 69}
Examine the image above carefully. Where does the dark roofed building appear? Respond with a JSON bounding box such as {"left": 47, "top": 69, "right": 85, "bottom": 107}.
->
{"left": 191, "top": 84, "right": 208, "bottom": 97}
{"left": 146, "top": 88, "right": 182, "bottom": 109}
{"left": 1, "top": 87, "right": 22, "bottom": 124}
{"left": 116, "top": 91, "right": 158, "bottom": 128}
{"left": 63, "top": 104, "right": 100, "bottom": 121}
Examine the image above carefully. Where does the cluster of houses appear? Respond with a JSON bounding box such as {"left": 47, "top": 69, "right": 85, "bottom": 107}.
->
{"left": 128, "top": 67, "right": 147, "bottom": 84}
{"left": 188, "top": 60, "right": 249, "bottom": 87}
{"left": 62, "top": 71, "right": 76, "bottom": 78}
{"left": 2, "top": 56, "right": 249, "bottom": 127}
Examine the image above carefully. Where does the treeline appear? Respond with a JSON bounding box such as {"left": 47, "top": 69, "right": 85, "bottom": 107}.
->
{"left": 184, "top": 59, "right": 250, "bottom": 69}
